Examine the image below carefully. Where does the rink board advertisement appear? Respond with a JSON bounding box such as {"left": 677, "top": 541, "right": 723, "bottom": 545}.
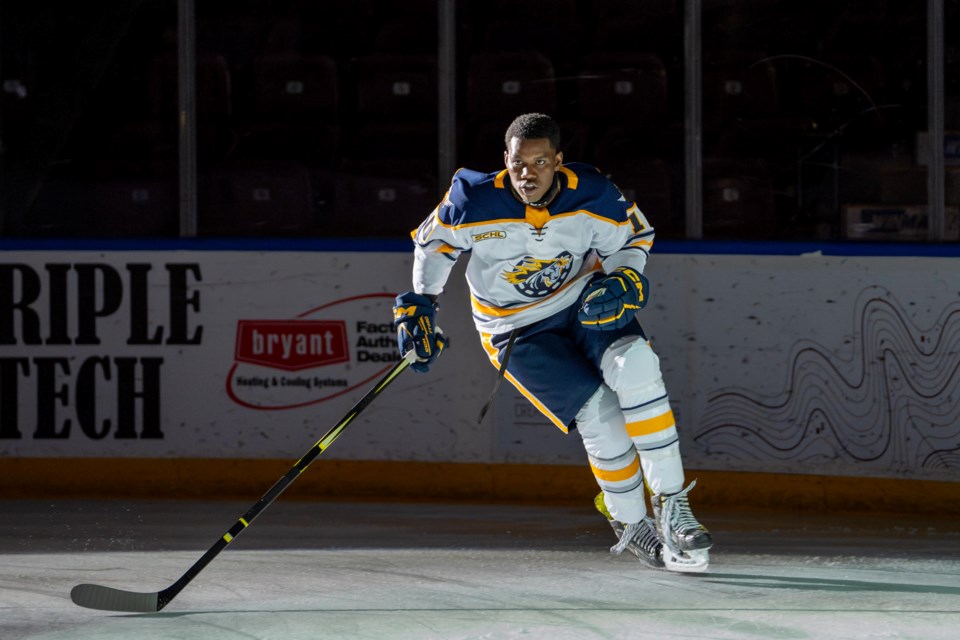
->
{"left": 0, "top": 252, "right": 451, "bottom": 460}
{"left": 1, "top": 249, "right": 958, "bottom": 482}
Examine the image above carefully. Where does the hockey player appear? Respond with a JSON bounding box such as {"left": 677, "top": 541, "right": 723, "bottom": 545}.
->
{"left": 392, "top": 113, "right": 711, "bottom": 572}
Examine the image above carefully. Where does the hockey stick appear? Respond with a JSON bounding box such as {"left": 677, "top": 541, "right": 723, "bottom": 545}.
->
{"left": 476, "top": 329, "right": 517, "bottom": 424}
{"left": 70, "top": 350, "right": 417, "bottom": 613}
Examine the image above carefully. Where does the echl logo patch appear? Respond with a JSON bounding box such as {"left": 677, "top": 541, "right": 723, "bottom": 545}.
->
{"left": 502, "top": 252, "right": 574, "bottom": 298}
{"left": 472, "top": 230, "right": 506, "bottom": 242}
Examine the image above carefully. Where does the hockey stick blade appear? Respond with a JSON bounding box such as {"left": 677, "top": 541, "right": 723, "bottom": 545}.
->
{"left": 70, "top": 584, "right": 160, "bottom": 613}
{"left": 70, "top": 351, "right": 416, "bottom": 613}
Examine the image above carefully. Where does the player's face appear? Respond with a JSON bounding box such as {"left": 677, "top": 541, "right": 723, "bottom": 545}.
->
{"left": 504, "top": 137, "right": 563, "bottom": 205}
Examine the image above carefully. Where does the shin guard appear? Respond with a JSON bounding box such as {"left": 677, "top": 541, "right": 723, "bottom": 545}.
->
{"left": 575, "top": 384, "right": 647, "bottom": 524}
{"left": 601, "top": 337, "right": 685, "bottom": 495}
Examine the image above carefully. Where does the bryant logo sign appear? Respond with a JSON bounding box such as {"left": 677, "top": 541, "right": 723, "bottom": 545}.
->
{"left": 226, "top": 293, "right": 400, "bottom": 410}
{"left": 234, "top": 320, "right": 349, "bottom": 371}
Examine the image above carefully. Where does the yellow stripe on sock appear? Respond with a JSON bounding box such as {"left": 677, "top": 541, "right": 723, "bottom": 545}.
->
{"left": 589, "top": 454, "right": 640, "bottom": 483}
{"left": 626, "top": 410, "right": 675, "bottom": 437}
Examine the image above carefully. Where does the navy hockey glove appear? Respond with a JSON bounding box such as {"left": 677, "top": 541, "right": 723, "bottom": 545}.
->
{"left": 393, "top": 291, "right": 448, "bottom": 373}
{"left": 577, "top": 267, "right": 649, "bottom": 331}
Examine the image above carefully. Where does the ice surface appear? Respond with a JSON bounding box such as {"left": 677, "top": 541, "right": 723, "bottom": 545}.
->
{"left": 1, "top": 500, "right": 958, "bottom": 639}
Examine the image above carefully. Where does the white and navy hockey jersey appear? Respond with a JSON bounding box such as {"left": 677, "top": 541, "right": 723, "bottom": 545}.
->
{"left": 412, "top": 162, "right": 655, "bottom": 335}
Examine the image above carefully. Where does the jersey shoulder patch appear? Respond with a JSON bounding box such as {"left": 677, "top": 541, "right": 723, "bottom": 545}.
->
{"left": 438, "top": 167, "right": 514, "bottom": 226}
{"left": 561, "top": 163, "right": 611, "bottom": 196}
{"left": 557, "top": 162, "right": 630, "bottom": 223}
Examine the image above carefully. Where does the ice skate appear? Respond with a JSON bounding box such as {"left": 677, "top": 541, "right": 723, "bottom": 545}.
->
{"left": 594, "top": 493, "right": 664, "bottom": 569}
{"left": 652, "top": 480, "right": 712, "bottom": 573}
{"left": 652, "top": 480, "right": 713, "bottom": 552}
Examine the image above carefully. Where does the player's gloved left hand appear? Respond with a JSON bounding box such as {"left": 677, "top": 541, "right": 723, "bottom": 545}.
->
{"left": 393, "top": 291, "right": 449, "bottom": 373}
{"left": 577, "top": 266, "right": 650, "bottom": 331}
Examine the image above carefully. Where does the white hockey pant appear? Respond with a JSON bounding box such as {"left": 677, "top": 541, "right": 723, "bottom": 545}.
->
{"left": 576, "top": 336, "right": 685, "bottom": 524}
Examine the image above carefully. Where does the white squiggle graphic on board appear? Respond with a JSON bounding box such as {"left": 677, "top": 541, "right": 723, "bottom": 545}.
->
{"left": 696, "top": 286, "right": 960, "bottom": 473}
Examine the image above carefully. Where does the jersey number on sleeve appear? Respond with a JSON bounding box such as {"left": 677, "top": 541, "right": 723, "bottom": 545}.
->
{"left": 626, "top": 205, "right": 649, "bottom": 234}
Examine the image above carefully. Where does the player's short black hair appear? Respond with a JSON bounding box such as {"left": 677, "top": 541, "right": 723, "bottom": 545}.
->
{"left": 504, "top": 113, "right": 561, "bottom": 151}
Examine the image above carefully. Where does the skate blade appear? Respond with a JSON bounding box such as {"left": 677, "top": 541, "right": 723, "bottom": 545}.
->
{"left": 664, "top": 548, "right": 709, "bottom": 573}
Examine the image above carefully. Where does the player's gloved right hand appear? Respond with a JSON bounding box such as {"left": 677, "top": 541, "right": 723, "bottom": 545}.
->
{"left": 577, "top": 266, "right": 650, "bottom": 331}
{"left": 392, "top": 291, "right": 448, "bottom": 373}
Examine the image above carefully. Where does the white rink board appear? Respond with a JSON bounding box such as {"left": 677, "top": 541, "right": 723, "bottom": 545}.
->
{"left": 2, "top": 249, "right": 958, "bottom": 482}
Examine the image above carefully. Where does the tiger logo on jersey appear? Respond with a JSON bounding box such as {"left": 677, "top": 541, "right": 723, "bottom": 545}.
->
{"left": 502, "top": 252, "right": 574, "bottom": 298}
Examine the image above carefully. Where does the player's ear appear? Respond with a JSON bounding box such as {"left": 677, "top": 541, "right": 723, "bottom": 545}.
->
{"left": 556, "top": 151, "right": 563, "bottom": 166}
{"left": 503, "top": 149, "right": 510, "bottom": 167}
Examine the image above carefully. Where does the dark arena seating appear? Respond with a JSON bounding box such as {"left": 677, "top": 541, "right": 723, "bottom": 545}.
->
{"left": 0, "top": 1, "right": 952, "bottom": 242}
